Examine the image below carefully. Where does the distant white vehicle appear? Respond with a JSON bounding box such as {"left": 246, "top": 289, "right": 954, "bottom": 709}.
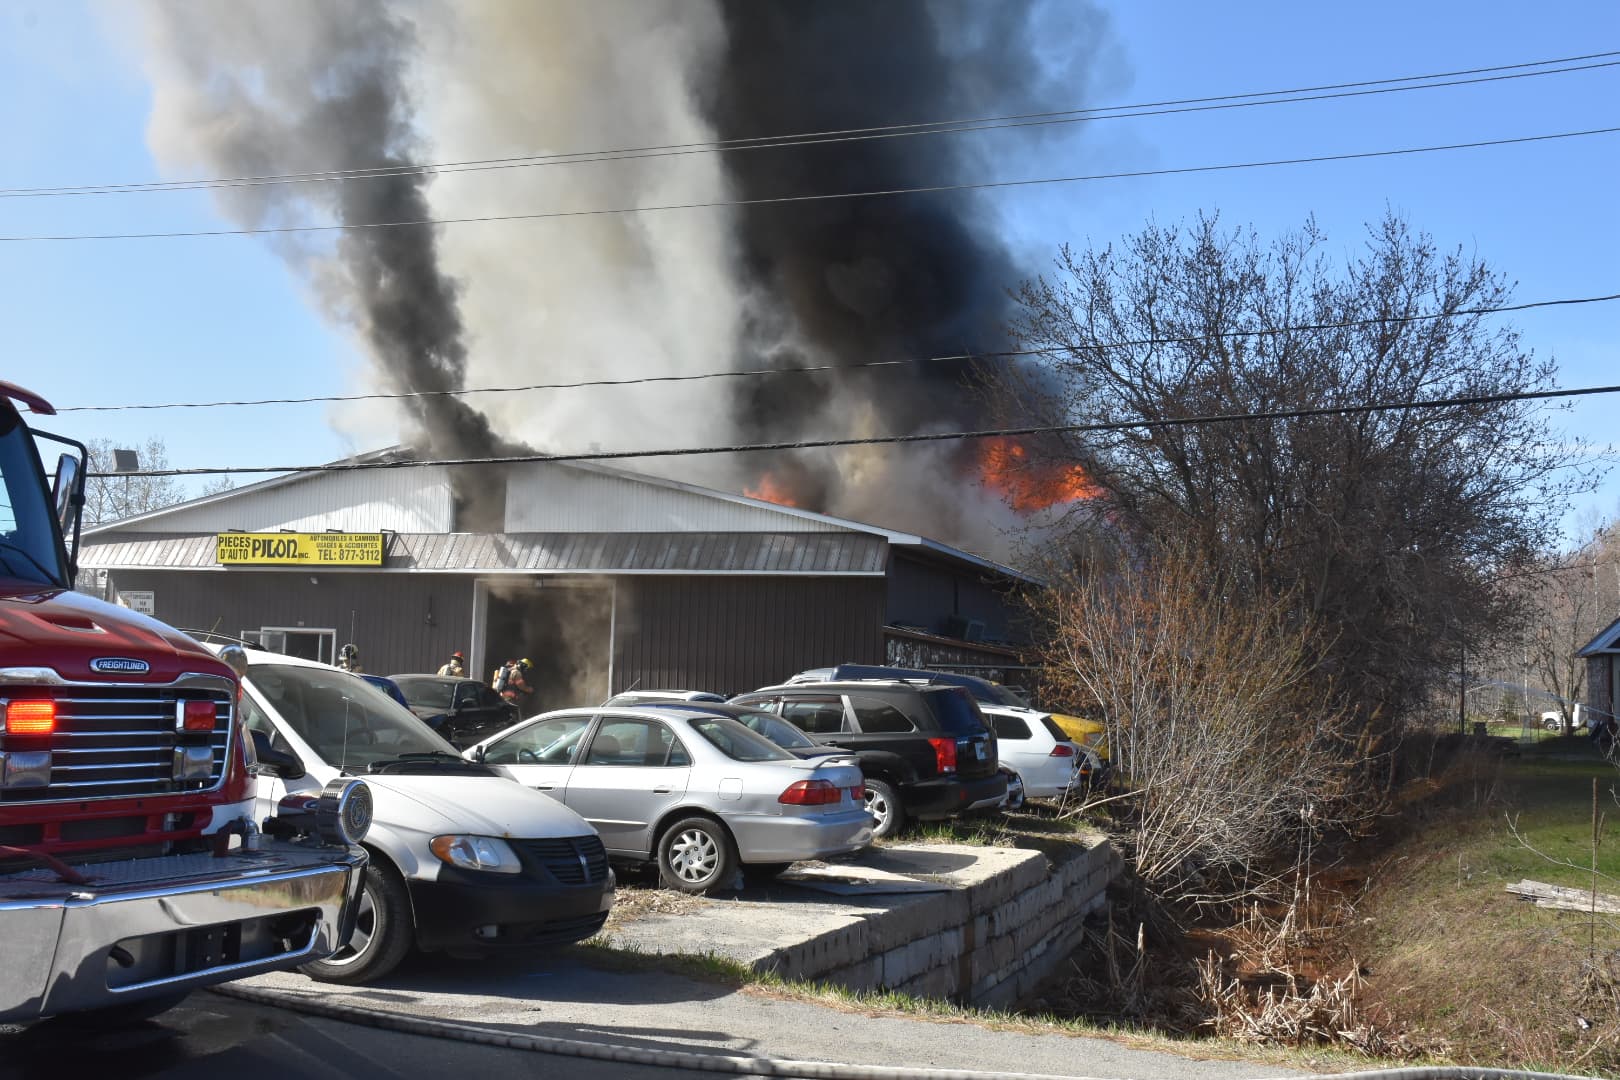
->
{"left": 1540, "top": 705, "right": 1589, "bottom": 732}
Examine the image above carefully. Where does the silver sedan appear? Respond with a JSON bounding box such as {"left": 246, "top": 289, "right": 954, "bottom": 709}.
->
{"left": 464, "top": 706, "right": 873, "bottom": 894}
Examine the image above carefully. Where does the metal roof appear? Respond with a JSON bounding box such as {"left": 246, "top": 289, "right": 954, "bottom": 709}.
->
{"left": 1579, "top": 614, "right": 1620, "bottom": 657}
{"left": 79, "top": 531, "right": 889, "bottom": 576}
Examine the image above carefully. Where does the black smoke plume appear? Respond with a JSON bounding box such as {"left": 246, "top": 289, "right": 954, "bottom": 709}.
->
{"left": 703, "top": 1, "right": 1087, "bottom": 511}
{"left": 139, "top": 0, "right": 518, "bottom": 528}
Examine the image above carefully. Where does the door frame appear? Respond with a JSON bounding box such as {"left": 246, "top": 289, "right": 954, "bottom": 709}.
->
{"left": 470, "top": 577, "right": 616, "bottom": 701}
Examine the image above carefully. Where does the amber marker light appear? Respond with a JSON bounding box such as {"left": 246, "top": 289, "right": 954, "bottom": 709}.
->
{"left": 3, "top": 701, "right": 56, "bottom": 735}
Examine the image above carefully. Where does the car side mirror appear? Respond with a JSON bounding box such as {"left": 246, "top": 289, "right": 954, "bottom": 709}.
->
{"left": 251, "top": 729, "right": 307, "bottom": 781}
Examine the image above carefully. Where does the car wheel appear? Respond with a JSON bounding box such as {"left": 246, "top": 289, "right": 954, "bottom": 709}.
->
{"left": 657, "top": 816, "right": 737, "bottom": 895}
{"left": 863, "top": 778, "right": 906, "bottom": 839}
{"left": 300, "top": 860, "right": 412, "bottom": 985}
{"left": 1003, "top": 773, "right": 1026, "bottom": 811}
{"left": 1543, "top": 716, "right": 1563, "bottom": 732}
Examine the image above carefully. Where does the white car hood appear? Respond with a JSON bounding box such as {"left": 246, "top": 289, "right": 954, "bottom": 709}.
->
{"left": 362, "top": 774, "right": 597, "bottom": 840}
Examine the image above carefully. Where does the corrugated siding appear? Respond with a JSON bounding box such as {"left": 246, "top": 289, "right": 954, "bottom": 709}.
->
{"left": 105, "top": 570, "right": 475, "bottom": 678}
{"left": 103, "top": 569, "right": 886, "bottom": 697}
{"left": 611, "top": 576, "right": 887, "bottom": 696}
{"left": 81, "top": 532, "right": 888, "bottom": 575}
{"left": 112, "top": 468, "right": 455, "bottom": 534}
{"left": 503, "top": 463, "right": 843, "bottom": 533}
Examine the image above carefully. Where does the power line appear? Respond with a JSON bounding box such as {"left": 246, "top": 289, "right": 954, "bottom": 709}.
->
{"left": 54, "top": 290, "right": 1620, "bottom": 413}
{"left": 6, "top": 126, "right": 1616, "bottom": 243}
{"left": 91, "top": 381, "right": 1620, "bottom": 479}
{"left": 6, "top": 52, "right": 1615, "bottom": 198}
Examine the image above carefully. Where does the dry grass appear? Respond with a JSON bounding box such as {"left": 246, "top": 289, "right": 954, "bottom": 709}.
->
{"left": 599, "top": 882, "right": 708, "bottom": 934}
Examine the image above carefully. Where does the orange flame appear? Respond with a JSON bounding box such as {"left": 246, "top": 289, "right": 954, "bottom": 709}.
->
{"left": 744, "top": 473, "right": 802, "bottom": 508}
{"left": 978, "top": 438, "right": 1098, "bottom": 512}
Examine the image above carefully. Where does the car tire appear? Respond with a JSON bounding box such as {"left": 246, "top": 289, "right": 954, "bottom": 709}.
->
{"left": 1003, "top": 773, "right": 1026, "bottom": 811}
{"left": 863, "top": 778, "right": 906, "bottom": 839}
{"left": 300, "top": 859, "right": 412, "bottom": 985}
{"left": 657, "top": 816, "right": 737, "bottom": 895}
{"left": 1543, "top": 716, "right": 1563, "bottom": 732}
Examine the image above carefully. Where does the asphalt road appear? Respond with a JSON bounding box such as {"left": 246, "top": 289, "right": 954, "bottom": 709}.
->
{"left": 0, "top": 991, "right": 677, "bottom": 1080}
{"left": 0, "top": 949, "right": 1307, "bottom": 1080}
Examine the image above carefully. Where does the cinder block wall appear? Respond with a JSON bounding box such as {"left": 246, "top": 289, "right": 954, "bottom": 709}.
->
{"left": 809, "top": 839, "right": 1124, "bottom": 1007}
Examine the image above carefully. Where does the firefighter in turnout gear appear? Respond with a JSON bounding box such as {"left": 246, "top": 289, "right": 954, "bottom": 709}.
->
{"left": 438, "top": 650, "right": 466, "bottom": 677}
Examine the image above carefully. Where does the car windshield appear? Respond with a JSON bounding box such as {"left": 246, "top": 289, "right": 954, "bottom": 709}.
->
{"left": 248, "top": 663, "right": 459, "bottom": 770}
{"left": 393, "top": 676, "right": 455, "bottom": 711}
{"left": 685, "top": 716, "right": 795, "bottom": 762}
{"left": 733, "top": 710, "right": 817, "bottom": 749}
{"left": 0, "top": 406, "right": 65, "bottom": 588}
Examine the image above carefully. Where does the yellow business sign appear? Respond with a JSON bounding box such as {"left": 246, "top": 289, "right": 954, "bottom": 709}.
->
{"left": 216, "top": 532, "right": 385, "bottom": 567}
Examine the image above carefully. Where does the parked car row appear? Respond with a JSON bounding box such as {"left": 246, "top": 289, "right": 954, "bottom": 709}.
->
{"left": 209, "top": 641, "right": 1097, "bottom": 989}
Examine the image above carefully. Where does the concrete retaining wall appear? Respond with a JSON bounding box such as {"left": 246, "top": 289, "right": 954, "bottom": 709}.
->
{"left": 772, "top": 840, "right": 1123, "bottom": 1007}
{"left": 602, "top": 837, "right": 1124, "bottom": 1008}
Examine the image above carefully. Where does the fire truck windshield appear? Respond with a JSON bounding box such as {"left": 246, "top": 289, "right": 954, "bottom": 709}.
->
{"left": 0, "top": 405, "right": 65, "bottom": 588}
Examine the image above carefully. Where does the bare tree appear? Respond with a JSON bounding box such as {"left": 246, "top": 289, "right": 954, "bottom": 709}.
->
{"left": 82, "top": 438, "right": 185, "bottom": 527}
{"left": 1032, "top": 540, "right": 1356, "bottom": 904}
{"left": 1005, "top": 213, "right": 1590, "bottom": 733}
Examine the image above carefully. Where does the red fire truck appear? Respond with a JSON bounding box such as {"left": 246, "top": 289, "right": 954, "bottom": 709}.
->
{"left": 0, "top": 380, "right": 369, "bottom": 1024}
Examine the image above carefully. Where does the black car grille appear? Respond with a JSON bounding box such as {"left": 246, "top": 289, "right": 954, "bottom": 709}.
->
{"left": 0, "top": 687, "right": 231, "bottom": 803}
{"left": 512, "top": 835, "right": 610, "bottom": 885}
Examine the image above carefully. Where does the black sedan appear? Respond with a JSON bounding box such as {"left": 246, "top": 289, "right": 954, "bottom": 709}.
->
{"left": 391, "top": 674, "right": 520, "bottom": 749}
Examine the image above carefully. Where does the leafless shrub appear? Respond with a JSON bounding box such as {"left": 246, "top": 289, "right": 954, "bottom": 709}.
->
{"left": 1194, "top": 951, "right": 1417, "bottom": 1057}
{"left": 1032, "top": 541, "right": 1364, "bottom": 905}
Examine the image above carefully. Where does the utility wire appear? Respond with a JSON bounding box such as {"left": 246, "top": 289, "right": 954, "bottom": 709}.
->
{"left": 55, "top": 291, "right": 1620, "bottom": 413}
{"left": 5, "top": 126, "right": 1616, "bottom": 243}
{"left": 90, "top": 381, "right": 1620, "bottom": 479}
{"left": 5, "top": 52, "right": 1616, "bottom": 198}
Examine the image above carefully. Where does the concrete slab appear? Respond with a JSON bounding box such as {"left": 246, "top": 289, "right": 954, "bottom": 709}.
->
{"left": 602, "top": 843, "right": 1044, "bottom": 978}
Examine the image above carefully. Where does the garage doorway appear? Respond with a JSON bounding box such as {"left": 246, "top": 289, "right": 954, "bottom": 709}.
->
{"left": 474, "top": 579, "right": 614, "bottom": 715}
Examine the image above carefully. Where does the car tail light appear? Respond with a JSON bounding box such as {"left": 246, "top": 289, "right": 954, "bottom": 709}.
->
{"left": 2, "top": 700, "right": 55, "bottom": 735}
{"left": 179, "top": 699, "right": 216, "bottom": 733}
{"left": 1050, "top": 744, "right": 1076, "bottom": 757}
{"left": 779, "top": 779, "right": 841, "bottom": 805}
{"left": 849, "top": 783, "right": 864, "bottom": 802}
{"left": 927, "top": 737, "right": 957, "bottom": 775}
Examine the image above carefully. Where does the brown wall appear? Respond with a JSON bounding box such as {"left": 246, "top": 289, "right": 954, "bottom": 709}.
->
{"left": 611, "top": 576, "right": 886, "bottom": 697}
{"left": 106, "top": 570, "right": 474, "bottom": 676}
{"left": 104, "top": 569, "right": 886, "bottom": 700}
{"left": 884, "top": 552, "right": 1024, "bottom": 642}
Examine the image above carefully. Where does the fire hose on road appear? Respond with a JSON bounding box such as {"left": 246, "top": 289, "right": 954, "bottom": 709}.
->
{"left": 213, "top": 983, "right": 1595, "bottom": 1080}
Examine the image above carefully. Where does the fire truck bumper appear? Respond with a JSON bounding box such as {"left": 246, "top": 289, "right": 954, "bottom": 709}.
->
{"left": 0, "top": 844, "right": 366, "bottom": 1023}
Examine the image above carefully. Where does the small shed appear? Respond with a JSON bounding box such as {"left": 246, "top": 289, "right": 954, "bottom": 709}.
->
{"left": 1579, "top": 615, "right": 1620, "bottom": 724}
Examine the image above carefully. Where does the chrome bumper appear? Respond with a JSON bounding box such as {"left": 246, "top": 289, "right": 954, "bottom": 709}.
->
{"left": 0, "top": 844, "right": 366, "bottom": 1023}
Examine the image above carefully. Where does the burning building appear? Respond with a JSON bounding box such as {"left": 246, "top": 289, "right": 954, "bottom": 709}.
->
{"left": 78, "top": 452, "right": 1039, "bottom": 707}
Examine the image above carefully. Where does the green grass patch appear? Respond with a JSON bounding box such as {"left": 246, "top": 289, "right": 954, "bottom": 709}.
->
{"left": 1353, "top": 742, "right": 1620, "bottom": 1075}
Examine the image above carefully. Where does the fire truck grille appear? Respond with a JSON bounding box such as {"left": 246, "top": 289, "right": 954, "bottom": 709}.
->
{"left": 1, "top": 687, "right": 232, "bottom": 803}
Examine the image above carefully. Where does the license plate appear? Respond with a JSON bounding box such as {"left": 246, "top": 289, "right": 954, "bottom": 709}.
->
{"left": 974, "top": 742, "right": 986, "bottom": 760}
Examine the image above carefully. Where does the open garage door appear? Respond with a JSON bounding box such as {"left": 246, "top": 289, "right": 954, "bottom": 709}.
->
{"left": 476, "top": 579, "right": 613, "bottom": 715}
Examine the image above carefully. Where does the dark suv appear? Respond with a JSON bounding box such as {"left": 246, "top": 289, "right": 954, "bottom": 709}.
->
{"left": 732, "top": 682, "right": 1006, "bottom": 837}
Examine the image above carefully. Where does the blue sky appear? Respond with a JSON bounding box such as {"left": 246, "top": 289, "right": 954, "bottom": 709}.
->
{"left": 1, "top": 1, "right": 1615, "bottom": 541}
